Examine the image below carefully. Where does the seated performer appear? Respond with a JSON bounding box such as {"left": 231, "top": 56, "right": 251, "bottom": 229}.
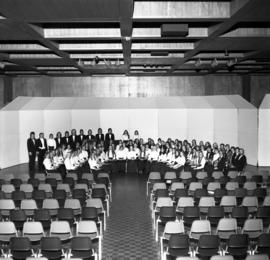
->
{"left": 191, "top": 151, "right": 206, "bottom": 171}
{"left": 43, "top": 152, "right": 58, "bottom": 172}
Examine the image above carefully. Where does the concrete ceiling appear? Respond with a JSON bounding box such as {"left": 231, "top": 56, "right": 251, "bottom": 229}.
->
{"left": 0, "top": 0, "right": 270, "bottom": 76}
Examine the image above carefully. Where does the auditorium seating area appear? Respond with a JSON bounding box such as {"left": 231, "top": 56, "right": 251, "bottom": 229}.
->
{"left": 147, "top": 170, "right": 270, "bottom": 260}
{"left": 0, "top": 171, "right": 112, "bottom": 260}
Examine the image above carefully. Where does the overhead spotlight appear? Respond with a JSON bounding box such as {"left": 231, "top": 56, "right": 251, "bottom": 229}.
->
{"left": 0, "top": 62, "right": 5, "bottom": 69}
{"left": 211, "top": 58, "right": 218, "bottom": 67}
{"left": 224, "top": 49, "right": 229, "bottom": 57}
{"left": 195, "top": 58, "right": 201, "bottom": 67}
{"left": 95, "top": 56, "right": 100, "bottom": 65}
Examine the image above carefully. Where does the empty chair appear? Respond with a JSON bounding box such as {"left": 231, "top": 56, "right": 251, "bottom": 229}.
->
{"left": 245, "top": 255, "right": 269, "bottom": 260}
{"left": 50, "top": 221, "right": 72, "bottom": 241}
{"left": 27, "top": 177, "right": 40, "bottom": 189}
{"left": 220, "top": 196, "right": 237, "bottom": 214}
{"left": 66, "top": 172, "right": 78, "bottom": 182}
{"left": 207, "top": 206, "right": 225, "bottom": 227}
{"left": 225, "top": 182, "right": 239, "bottom": 196}
{"left": 85, "top": 197, "right": 107, "bottom": 225}
{"left": 32, "top": 190, "right": 46, "bottom": 208}
{"left": 212, "top": 171, "right": 224, "bottom": 181}
{"left": 198, "top": 196, "right": 215, "bottom": 214}
{"left": 153, "top": 197, "right": 173, "bottom": 221}
{"left": 210, "top": 256, "right": 234, "bottom": 260}
{"left": 63, "top": 177, "right": 75, "bottom": 190}
{"left": 35, "top": 173, "right": 46, "bottom": 183}
{"left": 46, "top": 173, "right": 62, "bottom": 183}
{"left": 10, "top": 237, "right": 32, "bottom": 259}
{"left": 170, "top": 182, "right": 185, "bottom": 195}
{"left": 91, "top": 187, "right": 109, "bottom": 215}
{"left": 11, "top": 190, "right": 26, "bottom": 207}
{"left": 53, "top": 189, "right": 66, "bottom": 208}
{"left": 197, "top": 235, "right": 220, "bottom": 258}
{"left": 20, "top": 184, "right": 34, "bottom": 199}
{"left": 165, "top": 234, "right": 190, "bottom": 259}
{"left": 40, "top": 237, "right": 63, "bottom": 260}
{"left": 1, "top": 184, "right": 15, "bottom": 198}
{"left": 10, "top": 209, "right": 27, "bottom": 230}
{"left": 0, "top": 199, "right": 16, "bottom": 217}
{"left": 244, "top": 182, "right": 257, "bottom": 196}
{"left": 34, "top": 209, "right": 51, "bottom": 230}
{"left": 196, "top": 171, "right": 208, "bottom": 183}
{"left": 42, "top": 198, "right": 59, "bottom": 217}
{"left": 183, "top": 206, "right": 200, "bottom": 227}
{"left": 0, "top": 191, "right": 5, "bottom": 199}
{"left": 234, "top": 188, "right": 247, "bottom": 204}
{"left": 257, "top": 206, "right": 270, "bottom": 228}
{"left": 231, "top": 206, "right": 249, "bottom": 227}
{"left": 38, "top": 184, "right": 53, "bottom": 198}
{"left": 82, "top": 173, "right": 95, "bottom": 185}
{"left": 235, "top": 176, "right": 247, "bottom": 187}
{"left": 64, "top": 199, "right": 81, "bottom": 216}
{"left": 2, "top": 173, "right": 14, "bottom": 183}
{"left": 70, "top": 237, "right": 97, "bottom": 260}
{"left": 73, "top": 189, "right": 87, "bottom": 206}
{"left": 176, "top": 197, "right": 194, "bottom": 214}
{"left": 164, "top": 171, "right": 177, "bottom": 183}
{"left": 194, "top": 189, "right": 208, "bottom": 205}
{"left": 256, "top": 233, "right": 270, "bottom": 255}
{"left": 226, "top": 234, "right": 249, "bottom": 258}
{"left": 179, "top": 171, "right": 193, "bottom": 185}
{"left": 45, "top": 178, "right": 57, "bottom": 191}
{"left": 160, "top": 221, "right": 185, "bottom": 257}
{"left": 188, "top": 182, "right": 202, "bottom": 196}
{"left": 74, "top": 183, "right": 89, "bottom": 193}
{"left": 219, "top": 175, "right": 230, "bottom": 187}
{"left": 153, "top": 189, "right": 169, "bottom": 201}
{"left": 263, "top": 196, "right": 270, "bottom": 206}
{"left": 214, "top": 188, "right": 227, "bottom": 204}
{"left": 11, "top": 179, "right": 23, "bottom": 190}
{"left": 56, "top": 183, "right": 71, "bottom": 196}
{"left": 207, "top": 182, "right": 221, "bottom": 194}
{"left": 243, "top": 172, "right": 254, "bottom": 181}
{"left": 57, "top": 208, "right": 75, "bottom": 226}
{"left": 242, "top": 196, "right": 258, "bottom": 214}
{"left": 253, "top": 188, "right": 267, "bottom": 203}
{"left": 21, "top": 199, "right": 38, "bottom": 217}
{"left": 151, "top": 182, "right": 167, "bottom": 195}
{"left": 242, "top": 218, "right": 263, "bottom": 239}
{"left": 228, "top": 171, "right": 238, "bottom": 180}
{"left": 189, "top": 220, "right": 211, "bottom": 240}
{"left": 0, "top": 221, "right": 17, "bottom": 242}
{"left": 174, "top": 189, "right": 188, "bottom": 202}
{"left": 216, "top": 218, "right": 238, "bottom": 240}
{"left": 251, "top": 175, "right": 263, "bottom": 184}
{"left": 18, "top": 174, "right": 30, "bottom": 184}
{"left": 23, "top": 221, "right": 44, "bottom": 242}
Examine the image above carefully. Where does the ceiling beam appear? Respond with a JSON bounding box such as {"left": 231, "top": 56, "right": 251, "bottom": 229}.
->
{"left": 119, "top": 0, "right": 134, "bottom": 75}
{"left": 169, "top": 0, "right": 262, "bottom": 73}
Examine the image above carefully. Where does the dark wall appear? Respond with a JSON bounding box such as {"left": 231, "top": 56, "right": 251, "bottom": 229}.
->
{"left": 0, "top": 74, "right": 269, "bottom": 108}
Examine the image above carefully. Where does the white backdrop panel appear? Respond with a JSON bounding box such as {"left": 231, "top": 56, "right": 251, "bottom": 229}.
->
{"left": 19, "top": 110, "right": 45, "bottom": 164}
{"left": 213, "top": 109, "right": 238, "bottom": 146}
{"left": 158, "top": 109, "right": 187, "bottom": 140}
{"left": 238, "top": 109, "right": 258, "bottom": 165}
{"left": 258, "top": 109, "right": 270, "bottom": 166}
{"left": 44, "top": 110, "right": 72, "bottom": 135}
{"left": 0, "top": 111, "right": 20, "bottom": 168}
{"left": 128, "top": 109, "right": 158, "bottom": 141}
{"left": 187, "top": 109, "right": 214, "bottom": 143}
{"left": 71, "top": 110, "right": 100, "bottom": 134}
{"left": 100, "top": 109, "right": 130, "bottom": 139}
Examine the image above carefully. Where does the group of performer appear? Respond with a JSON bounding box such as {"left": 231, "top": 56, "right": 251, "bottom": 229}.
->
{"left": 27, "top": 128, "right": 247, "bottom": 177}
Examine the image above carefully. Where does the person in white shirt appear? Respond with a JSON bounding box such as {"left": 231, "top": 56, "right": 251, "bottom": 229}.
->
{"left": 115, "top": 145, "right": 127, "bottom": 160}
{"left": 148, "top": 146, "right": 159, "bottom": 161}
{"left": 43, "top": 152, "right": 56, "bottom": 172}
{"left": 172, "top": 151, "right": 186, "bottom": 170}
{"left": 127, "top": 146, "right": 137, "bottom": 160}
{"left": 158, "top": 147, "right": 167, "bottom": 163}
{"left": 47, "top": 133, "right": 57, "bottom": 151}
{"left": 192, "top": 151, "right": 206, "bottom": 170}
{"left": 88, "top": 152, "right": 101, "bottom": 171}
{"left": 79, "top": 146, "right": 89, "bottom": 163}
{"left": 64, "top": 153, "right": 77, "bottom": 171}
{"left": 106, "top": 145, "right": 116, "bottom": 160}
{"left": 121, "top": 130, "right": 130, "bottom": 142}
{"left": 133, "top": 130, "right": 140, "bottom": 140}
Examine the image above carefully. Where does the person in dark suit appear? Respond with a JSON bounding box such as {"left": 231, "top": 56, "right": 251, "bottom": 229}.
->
{"left": 36, "top": 132, "right": 47, "bottom": 171}
{"left": 27, "top": 131, "right": 37, "bottom": 175}
{"left": 69, "top": 129, "right": 79, "bottom": 150}
{"left": 236, "top": 148, "right": 247, "bottom": 173}
{"left": 86, "top": 129, "right": 95, "bottom": 142}
{"left": 78, "top": 129, "right": 86, "bottom": 145}
{"left": 55, "top": 131, "right": 62, "bottom": 148}
{"left": 95, "top": 128, "right": 104, "bottom": 144}
{"left": 105, "top": 128, "right": 115, "bottom": 150}
{"left": 61, "top": 131, "right": 70, "bottom": 147}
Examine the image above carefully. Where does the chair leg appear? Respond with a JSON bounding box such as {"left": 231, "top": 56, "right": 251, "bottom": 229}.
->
{"left": 146, "top": 182, "right": 149, "bottom": 196}
{"left": 103, "top": 212, "right": 106, "bottom": 230}
{"left": 98, "top": 237, "right": 102, "bottom": 260}
{"left": 106, "top": 200, "right": 109, "bottom": 216}
{"left": 160, "top": 237, "right": 164, "bottom": 260}
{"left": 155, "top": 219, "right": 159, "bottom": 241}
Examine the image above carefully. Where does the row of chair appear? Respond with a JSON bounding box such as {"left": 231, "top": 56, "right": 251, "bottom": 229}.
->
{"left": 0, "top": 236, "right": 99, "bottom": 260}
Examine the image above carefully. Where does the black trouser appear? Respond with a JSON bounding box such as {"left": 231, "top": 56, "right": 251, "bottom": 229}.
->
{"left": 38, "top": 150, "right": 46, "bottom": 171}
{"left": 29, "top": 152, "right": 36, "bottom": 175}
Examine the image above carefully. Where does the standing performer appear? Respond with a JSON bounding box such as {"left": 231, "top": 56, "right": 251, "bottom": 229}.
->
{"left": 36, "top": 132, "right": 47, "bottom": 171}
{"left": 27, "top": 131, "right": 37, "bottom": 176}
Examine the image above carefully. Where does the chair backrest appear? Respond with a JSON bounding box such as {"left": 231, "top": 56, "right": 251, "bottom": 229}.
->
{"left": 64, "top": 199, "right": 81, "bottom": 210}
{"left": 35, "top": 173, "right": 46, "bottom": 182}
{"left": 152, "top": 182, "right": 166, "bottom": 191}
{"left": 2, "top": 184, "right": 15, "bottom": 193}
{"left": 190, "top": 220, "right": 211, "bottom": 240}
{"left": 263, "top": 196, "right": 270, "bottom": 206}
{"left": 242, "top": 196, "right": 258, "bottom": 208}
{"left": 180, "top": 171, "right": 192, "bottom": 180}
{"left": 245, "top": 255, "right": 269, "bottom": 260}
{"left": 21, "top": 199, "right": 37, "bottom": 210}
{"left": 212, "top": 171, "right": 224, "bottom": 180}
{"left": 156, "top": 197, "right": 173, "bottom": 208}
{"left": 38, "top": 184, "right": 52, "bottom": 193}
{"left": 20, "top": 184, "right": 34, "bottom": 193}
{"left": 164, "top": 221, "right": 185, "bottom": 235}
{"left": 50, "top": 221, "right": 71, "bottom": 241}
{"left": 164, "top": 171, "right": 177, "bottom": 180}
{"left": 0, "top": 221, "right": 17, "bottom": 242}
{"left": 76, "top": 220, "right": 98, "bottom": 239}
{"left": 216, "top": 218, "right": 237, "bottom": 240}
{"left": 242, "top": 219, "right": 263, "bottom": 239}
{"left": 196, "top": 171, "right": 208, "bottom": 180}
{"left": 220, "top": 196, "right": 237, "bottom": 206}
{"left": 199, "top": 197, "right": 215, "bottom": 208}
{"left": 171, "top": 182, "right": 185, "bottom": 191}
{"left": 56, "top": 184, "right": 71, "bottom": 194}
{"left": 189, "top": 182, "right": 202, "bottom": 192}
{"left": 23, "top": 221, "right": 44, "bottom": 242}
{"left": 0, "top": 199, "right": 16, "bottom": 210}
{"left": 225, "top": 182, "right": 239, "bottom": 191}
{"left": 74, "top": 183, "right": 89, "bottom": 192}
{"left": 207, "top": 182, "right": 221, "bottom": 192}
{"left": 243, "top": 181, "right": 257, "bottom": 191}
{"left": 43, "top": 198, "right": 59, "bottom": 209}
{"left": 177, "top": 197, "right": 194, "bottom": 208}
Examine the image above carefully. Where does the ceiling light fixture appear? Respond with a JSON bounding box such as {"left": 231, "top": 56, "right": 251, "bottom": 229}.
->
{"left": 227, "top": 57, "right": 238, "bottom": 67}
{"left": 195, "top": 58, "right": 201, "bottom": 67}
{"left": 211, "top": 58, "right": 218, "bottom": 67}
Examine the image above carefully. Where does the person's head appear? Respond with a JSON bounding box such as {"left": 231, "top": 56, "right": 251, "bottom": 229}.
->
{"left": 56, "top": 132, "right": 62, "bottom": 138}
{"left": 71, "top": 129, "right": 76, "bottom": 136}
{"left": 39, "top": 132, "right": 44, "bottom": 139}
{"left": 65, "top": 131, "right": 69, "bottom": 137}
{"left": 30, "top": 131, "right": 35, "bottom": 139}
{"left": 134, "top": 130, "right": 139, "bottom": 135}
{"left": 98, "top": 128, "right": 102, "bottom": 134}
{"left": 198, "top": 151, "right": 203, "bottom": 159}
{"left": 240, "top": 148, "right": 245, "bottom": 155}
{"left": 123, "top": 129, "right": 128, "bottom": 136}
{"left": 88, "top": 129, "right": 92, "bottom": 135}
{"left": 180, "top": 151, "right": 184, "bottom": 157}
{"left": 236, "top": 147, "right": 240, "bottom": 154}
{"left": 49, "top": 133, "right": 53, "bottom": 139}
{"left": 108, "top": 128, "right": 112, "bottom": 134}
{"left": 231, "top": 147, "right": 235, "bottom": 153}
{"left": 80, "top": 129, "right": 84, "bottom": 135}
